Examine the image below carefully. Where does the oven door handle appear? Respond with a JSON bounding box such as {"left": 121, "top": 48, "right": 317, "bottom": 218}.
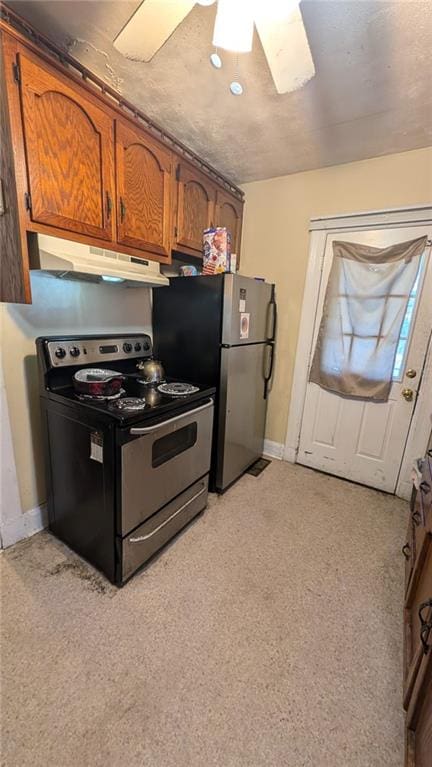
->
{"left": 129, "top": 398, "right": 213, "bottom": 435}
{"left": 128, "top": 485, "right": 207, "bottom": 543}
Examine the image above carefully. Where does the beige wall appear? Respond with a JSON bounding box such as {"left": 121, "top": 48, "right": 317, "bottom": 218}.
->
{"left": 1, "top": 274, "right": 152, "bottom": 514}
{"left": 240, "top": 147, "right": 432, "bottom": 445}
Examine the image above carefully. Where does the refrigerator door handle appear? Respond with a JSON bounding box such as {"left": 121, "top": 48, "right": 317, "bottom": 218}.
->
{"left": 267, "top": 284, "right": 277, "bottom": 342}
{"left": 263, "top": 342, "right": 275, "bottom": 400}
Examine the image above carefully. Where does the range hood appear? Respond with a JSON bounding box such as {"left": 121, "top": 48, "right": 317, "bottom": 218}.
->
{"left": 30, "top": 234, "right": 169, "bottom": 288}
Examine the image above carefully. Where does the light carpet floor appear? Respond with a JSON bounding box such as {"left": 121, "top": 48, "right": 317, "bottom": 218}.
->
{"left": 1, "top": 461, "right": 408, "bottom": 767}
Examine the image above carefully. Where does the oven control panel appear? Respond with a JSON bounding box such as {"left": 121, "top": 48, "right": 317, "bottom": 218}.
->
{"left": 45, "top": 335, "right": 152, "bottom": 368}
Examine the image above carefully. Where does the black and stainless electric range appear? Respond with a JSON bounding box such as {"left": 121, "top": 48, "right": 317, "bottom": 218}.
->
{"left": 36, "top": 333, "right": 215, "bottom": 585}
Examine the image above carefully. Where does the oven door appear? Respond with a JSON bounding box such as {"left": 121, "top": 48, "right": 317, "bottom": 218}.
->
{"left": 120, "top": 398, "right": 214, "bottom": 535}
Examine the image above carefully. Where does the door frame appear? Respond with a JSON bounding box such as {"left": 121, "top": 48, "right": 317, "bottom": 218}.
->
{"left": 284, "top": 204, "right": 432, "bottom": 499}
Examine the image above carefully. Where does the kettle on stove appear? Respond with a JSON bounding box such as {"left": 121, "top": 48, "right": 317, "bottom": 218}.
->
{"left": 136, "top": 357, "right": 165, "bottom": 384}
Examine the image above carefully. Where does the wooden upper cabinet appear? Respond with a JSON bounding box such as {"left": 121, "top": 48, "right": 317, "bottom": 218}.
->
{"left": 1, "top": 15, "right": 245, "bottom": 301}
{"left": 215, "top": 189, "right": 243, "bottom": 257}
{"left": 175, "top": 162, "right": 216, "bottom": 256}
{"left": 18, "top": 48, "right": 115, "bottom": 241}
{"left": 115, "top": 119, "right": 173, "bottom": 260}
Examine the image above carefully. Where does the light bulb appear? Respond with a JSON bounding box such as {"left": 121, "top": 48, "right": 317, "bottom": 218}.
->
{"left": 230, "top": 81, "right": 243, "bottom": 96}
{"left": 196, "top": 0, "right": 216, "bottom": 6}
{"left": 210, "top": 52, "right": 222, "bottom": 68}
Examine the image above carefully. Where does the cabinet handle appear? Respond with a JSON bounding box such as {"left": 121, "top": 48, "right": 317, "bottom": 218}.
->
{"left": 106, "top": 191, "right": 112, "bottom": 220}
{"left": 402, "top": 543, "right": 411, "bottom": 560}
{"left": 418, "top": 599, "right": 432, "bottom": 654}
{"left": 420, "top": 481, "right": 431, "bottom": 494}
{"left": 119, "top": 197, "right": 126, "bottom": 221}
{"left": 412, "top": 509, "right": 422, "bottom": 526}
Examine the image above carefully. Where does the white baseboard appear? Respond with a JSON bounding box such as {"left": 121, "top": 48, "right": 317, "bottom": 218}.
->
{"left": 283, "top": 445, "right": 297, "bottom": 463}
{"left": 263, "top": 440, "right": 285, "bottom": 460}
{"left": 1, "top": 504, "right": 48, "bottom": 549}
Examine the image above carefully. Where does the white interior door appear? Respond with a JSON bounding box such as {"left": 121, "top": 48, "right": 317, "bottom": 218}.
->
{"left": 297, "top": 226, "right": 431, "bottom": 492}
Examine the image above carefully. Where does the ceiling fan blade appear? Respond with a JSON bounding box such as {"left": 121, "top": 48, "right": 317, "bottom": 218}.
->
{"left": 114, "top": 0, "right": 196, "bottom": 62}
{"left": 254, "top": 1, "right": 315, "bottom": 94}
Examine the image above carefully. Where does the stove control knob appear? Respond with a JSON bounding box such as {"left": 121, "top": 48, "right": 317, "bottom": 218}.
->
{"left": 123, "top": 342, "right": 133, "bottom": 353}
{"left": 134, "top": 342, "right": 141, "bottom": 352}
{"left": 55, "top": 347, "right": 66, "bottom": 359}
{"left": 143, "top": 340, "right": 151, "bottom": 351}
{"left": 69, "top": 346, "right": 80, "bottom": 358}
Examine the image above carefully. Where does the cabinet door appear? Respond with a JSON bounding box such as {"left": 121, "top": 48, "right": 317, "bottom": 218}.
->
{"left": 0, "top": 34, "right": 30, "bottom": 303}
{"left": 404, "top": 533, "right": 432, "bottom": 709}
{"left": 116, "top": 119, "right": 173, "bottom": 260}
{"left": 405, "top": 638, "right": 432, "bottom": 766}
{"left": 215, "top": 188, "right": 243, "bottom": 257}
{"left": 19, "top": 49, "right": 114, "bottom": 241}
{"left": 175, "top": 162, "right": 215, "bottom": 255}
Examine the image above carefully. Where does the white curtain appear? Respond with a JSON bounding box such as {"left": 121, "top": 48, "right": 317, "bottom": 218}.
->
{"left": 309, "top": 236, "right": 427, "bottom": 401}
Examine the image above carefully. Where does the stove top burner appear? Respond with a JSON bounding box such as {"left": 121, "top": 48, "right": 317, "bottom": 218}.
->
{"left": 76, "top": 388, "right": 125, "bottom": 402}
{"left": 157, "top": 382, "right": 200, "bottom": 396}
{"left": 109, "top": 397, "right": 147, "bottom": 412}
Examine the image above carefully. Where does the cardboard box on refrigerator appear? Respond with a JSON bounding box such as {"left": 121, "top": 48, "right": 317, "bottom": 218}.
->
{"left": 202, "top": 227, "right": 231, "bottom": 274}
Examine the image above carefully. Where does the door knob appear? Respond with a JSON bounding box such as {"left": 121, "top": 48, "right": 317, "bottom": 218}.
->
{"left": 402, "top": 388, "right": 414, "bottom": 401}
{"left": 406, "top": 369, "right": 417, "bottom": 378}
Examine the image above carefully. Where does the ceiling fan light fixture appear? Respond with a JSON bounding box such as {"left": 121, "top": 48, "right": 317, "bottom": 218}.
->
{"left": 212, "top": 0, "right": 254, "bottom": 53}
{"left": 196, "top": 0, "right": 216, "bottom": 5}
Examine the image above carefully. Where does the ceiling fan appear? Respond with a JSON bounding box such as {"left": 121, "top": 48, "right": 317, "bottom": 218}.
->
{"left": 113, "top": 0, "right": 315, "bottom": 95}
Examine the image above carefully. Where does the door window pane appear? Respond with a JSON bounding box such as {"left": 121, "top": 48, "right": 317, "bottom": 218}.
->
{"left": 392, "top": 268, "right": 421, "bottom": 381}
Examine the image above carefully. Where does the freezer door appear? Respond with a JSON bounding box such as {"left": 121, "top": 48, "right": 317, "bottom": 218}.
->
{"left": 153, "top": 274, "right": 224, "bottom": 385}
{"left": 222, "top": 274, "right": 273, "bottom": 345}
{"left": 216, "top": 344, "right": 269, "bottom": 491}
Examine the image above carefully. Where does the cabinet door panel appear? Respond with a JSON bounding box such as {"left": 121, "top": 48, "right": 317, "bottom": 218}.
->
{"left": 176, "top": 163, "right": 215, "bottom": 255}
{"left": 0, "top": 34, "right": 30, "bottom": 303}
{"left": 116, "top": 120, "right": 173, "bottom": 259}
{"left": 405, "top": 639, "right": 432, "bottom": 766}
{"left": 19, "top": 50, "right": 114, "bottom": 240}
{"left": 215, "top": 189, "right": 243, "bottom": 257}
{"left": 404, "top": 533, "right": 432, "bottom": 709}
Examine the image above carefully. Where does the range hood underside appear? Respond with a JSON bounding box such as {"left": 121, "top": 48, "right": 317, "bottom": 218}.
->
{"left": 30, "top": 234, "right": 170, "bottom": 288}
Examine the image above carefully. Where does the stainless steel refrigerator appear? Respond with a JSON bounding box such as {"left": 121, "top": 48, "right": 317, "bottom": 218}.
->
{"left": 152, "top": 273, "right": 276, "bottom": 492}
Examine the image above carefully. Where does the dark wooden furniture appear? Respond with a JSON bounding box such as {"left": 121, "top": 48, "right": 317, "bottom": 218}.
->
{"left": 0, "top": 3, "right": 244, "bottom": 304}
{"left": 403, "top": 448, "right": 432, "bottom": 766}
{"left": 406, "top": 640, "right": 432, "bottom": 767}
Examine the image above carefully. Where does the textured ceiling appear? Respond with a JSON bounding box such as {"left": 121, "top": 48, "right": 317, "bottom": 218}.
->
{"left": 7, "top": 0, "right": 432, "bottom": 183}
